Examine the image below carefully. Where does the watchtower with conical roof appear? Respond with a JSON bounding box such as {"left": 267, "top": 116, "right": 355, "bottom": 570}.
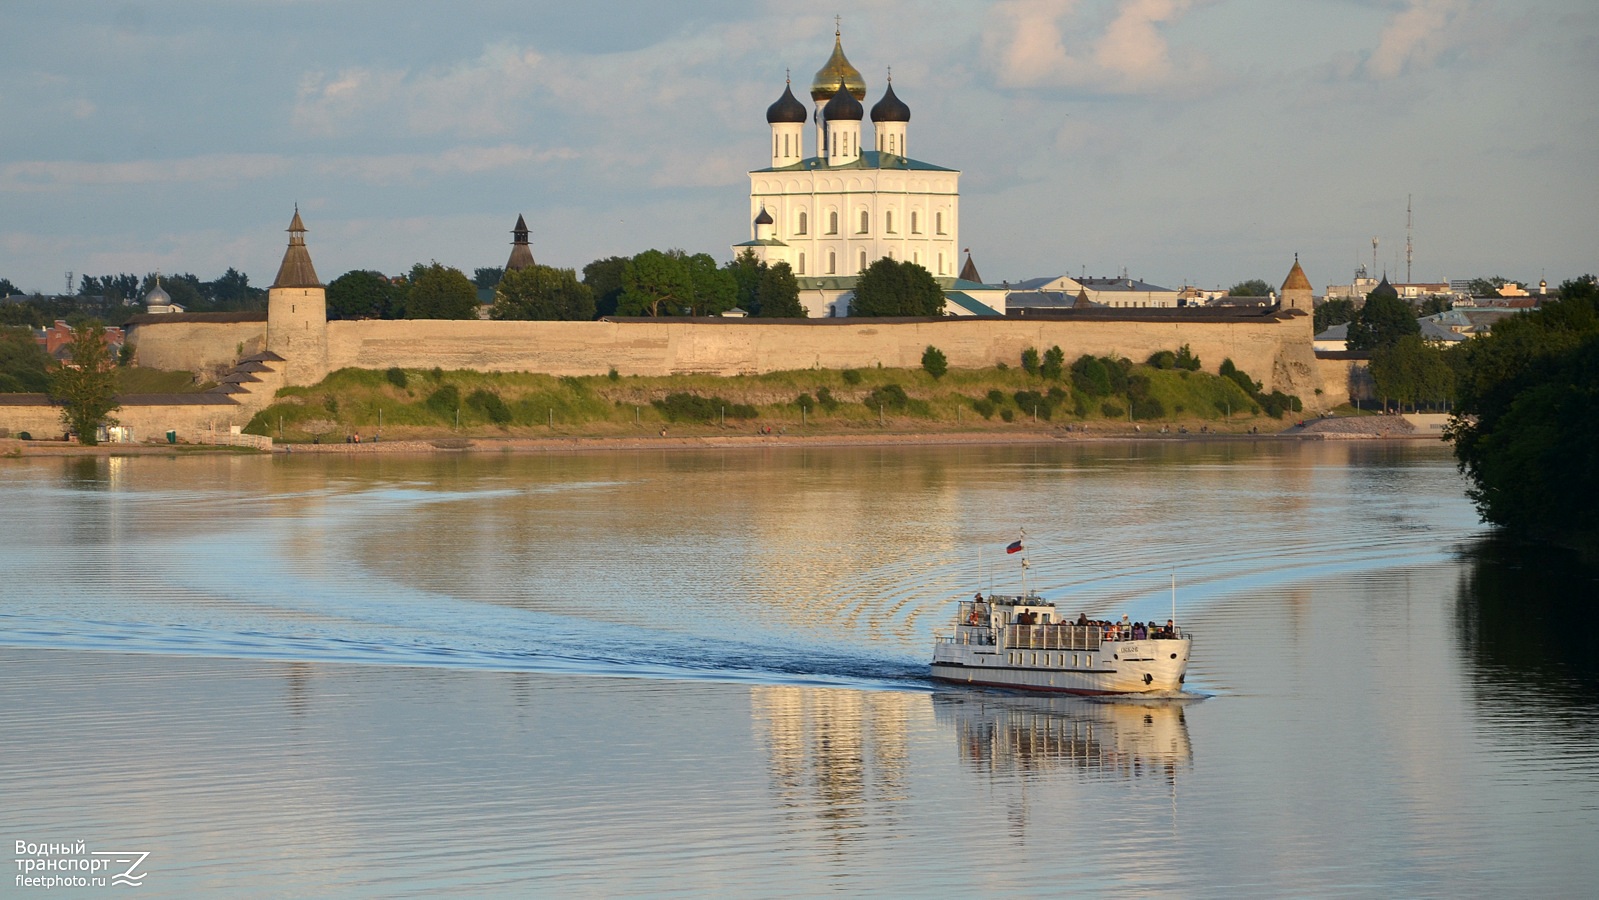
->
{"left": 505, "top": 214, "right": 536, "bottom": 273}
{"left": 1279, "top": 254, "right": 1313, "bottom": 315}
{"left": 266, "top": 207, "right": 329, "bottom": 385}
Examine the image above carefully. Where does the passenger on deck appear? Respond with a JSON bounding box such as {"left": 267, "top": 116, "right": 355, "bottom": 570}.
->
{"left": 1077, "top": 613, "right": 1089, "bottom": 626}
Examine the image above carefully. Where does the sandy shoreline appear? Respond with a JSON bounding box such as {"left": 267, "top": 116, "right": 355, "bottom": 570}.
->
{"left": 1, "top": 423, "right": 1445, "bottom": 458}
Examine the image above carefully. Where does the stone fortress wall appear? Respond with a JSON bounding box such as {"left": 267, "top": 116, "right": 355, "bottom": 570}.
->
{"left": 122, "top": 309, "right": 1340, "bottom": 408}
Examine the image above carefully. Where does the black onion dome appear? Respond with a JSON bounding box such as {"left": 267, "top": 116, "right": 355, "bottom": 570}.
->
{"left": 1370, "top": 275, "right": 1398, "bottom": 300}
{"left": 754, "top": 206, "right": 774, "bottom": 226}
{"left": 823, "top": 82, "right": 862, "bottom": 121}
{"left": 766, "top": 83, "right": 807, "bottom": 124}
{"left": 870, "top": 82, "right": 910, "bottom": 123}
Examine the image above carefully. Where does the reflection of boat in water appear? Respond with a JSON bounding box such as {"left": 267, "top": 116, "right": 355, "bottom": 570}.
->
{"left": 931, "top": 591, "right": 1192, "bottom": 694}
{"left": 933, "top": 691, "right": 1193, "bottom": 778}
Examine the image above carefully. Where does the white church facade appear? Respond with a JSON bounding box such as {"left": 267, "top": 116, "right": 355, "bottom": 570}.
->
{"left": 734, "top": 28, "right": 966, "bottom": 317}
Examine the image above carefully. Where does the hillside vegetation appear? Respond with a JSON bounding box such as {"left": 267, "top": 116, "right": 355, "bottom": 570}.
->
{"left": 244, "top": 351, "right": 1298, "bottom": 443}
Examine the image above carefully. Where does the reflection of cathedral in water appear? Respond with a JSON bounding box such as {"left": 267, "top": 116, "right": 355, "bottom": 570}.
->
{"left": 934, "top": 692, "right": 1192, "bottom": 782}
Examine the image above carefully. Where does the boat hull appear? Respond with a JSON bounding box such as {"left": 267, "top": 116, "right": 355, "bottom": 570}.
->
{"left": 931, "top": 637, "right": 1190, "bottom": 695}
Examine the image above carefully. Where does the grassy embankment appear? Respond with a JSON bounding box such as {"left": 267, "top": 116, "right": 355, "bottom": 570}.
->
{"left": 114, "top": 367, "right": 213, "bottom": 393}
{"left": 244, "top": 361, "right": 1294, "bottom": 443}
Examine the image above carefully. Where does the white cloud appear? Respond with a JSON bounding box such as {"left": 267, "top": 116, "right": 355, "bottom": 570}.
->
{"left": 1365, "top": 0, "right": 1477, "bottom": 79}
{"left": 0, "top": 146, "right": 576, "bottom": 192}
{"left": 983, "top": 0, "right": 1204, "bottom": 94}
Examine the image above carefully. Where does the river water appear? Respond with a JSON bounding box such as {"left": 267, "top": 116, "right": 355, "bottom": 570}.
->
{"left": 2, "top": 441, "right": 1594, "bottom": 897}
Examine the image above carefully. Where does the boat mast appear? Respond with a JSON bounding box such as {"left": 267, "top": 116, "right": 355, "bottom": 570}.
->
{"left": 1171, "top": 572, "right": 1176, "bottom": 624}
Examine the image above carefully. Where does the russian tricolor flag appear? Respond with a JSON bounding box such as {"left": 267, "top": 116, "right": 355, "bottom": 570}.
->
{"left": 1006, "top": 540, "right": 1024, "bottom": 554}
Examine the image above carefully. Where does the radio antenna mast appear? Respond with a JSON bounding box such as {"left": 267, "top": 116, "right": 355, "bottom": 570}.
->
{"left": 1405, "top": 195, "right": 1413, "bottom": 284}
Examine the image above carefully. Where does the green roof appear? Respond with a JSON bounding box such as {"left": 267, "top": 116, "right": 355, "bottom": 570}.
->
{"left": 732, "top": 238, "right": 789, "bottom": 247}
{"left": 945, "top": 291, "right": 1001, "bottom": 316}
{"left": 753, "top": 150, "right": 957, "bottom": 174}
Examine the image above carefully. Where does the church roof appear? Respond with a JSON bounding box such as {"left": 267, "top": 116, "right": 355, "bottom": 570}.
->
{"left": 766, "top": 81, "right": 807, "bottom": 124}
{"left": 870, "top": 81, "right": 911, "bottom": 123}
{"left": 1281, "top": 255, "right": 1312, "bottom": 292}
{"left": 144, "top": 278, "right": 171, "bottom": 306}
{"left": 752, "top": 150, "right": 956, "bottom": 173}
{"left": 271, "top": 207, "right": 321, "bottom": 288}
{"left": 823, "top": 82, "right": 863, "bottom": 121}
{"left": 1370, "top": 275, "right": 1398, "bottom": 300}
{"left": 754, "top": 206, "right": 773, "bottom": 226}
{"left": 810, "top": 30, "right": 866, "bottom": 103}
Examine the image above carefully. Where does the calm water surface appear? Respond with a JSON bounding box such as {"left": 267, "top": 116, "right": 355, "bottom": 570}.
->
{"left": 2, "top": 442, "right": 1595, "bottom": 897}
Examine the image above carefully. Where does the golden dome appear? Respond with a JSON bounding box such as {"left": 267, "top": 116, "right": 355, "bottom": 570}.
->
{"left": 810, "top": 30, "right": 866, "bottom": 103}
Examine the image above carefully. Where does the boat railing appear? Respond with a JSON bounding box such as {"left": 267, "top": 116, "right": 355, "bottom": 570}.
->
{"left": 1001, "top": 625, "right": 1192, "bottom": 650}
{"left": 938, "top": 630, "right": 995, "bottom": 646}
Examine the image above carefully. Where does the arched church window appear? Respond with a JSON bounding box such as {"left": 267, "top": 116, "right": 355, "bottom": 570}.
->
{"left": 859, "top": 210, "right": 869, "bottom": 234}
{"left": 797, "top": 211, "right": 808, "bottom": 235}
{"left": 798, "top": 252, "right": 806, "bottom": 275}
{"left": 936, "top": 212, "right": 945, "bottom": 234}
{"left": 885, "top": 211, "right": 894, "bottom": 234}
{"left": 828, "top": 211, "right": 838, "bottom": 235}
{"left": 938, "top": 252, "right": 944, "bottom": 275}
{"left": 911, "top": 211, "right": 920, "bottom": 234}
{"left": 859, "top": 249, "right": 867, "bottom": 272}
{"left": 828, "top": 251, "right": 836, "bottom": 275}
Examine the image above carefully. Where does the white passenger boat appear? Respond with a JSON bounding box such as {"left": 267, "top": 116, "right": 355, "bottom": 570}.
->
{"left": 931, "top": 590, "right": 1192, "bottom": 695}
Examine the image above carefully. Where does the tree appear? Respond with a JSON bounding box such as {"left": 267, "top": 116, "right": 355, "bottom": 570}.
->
{"left": 682, "top": 252, "right": 737, "bottom": 316}
{"left": 327, "top": 270, "right": 396, "bottom": 319}
{"left": 851, "top": 258, "right": 944, "bottom": 317}
{"left": 473, "top": 267, "right": 504, "bottom": 290}
{"left": 0, "top": 325, "right": 53, "bottom": 392}
{"left": 1070, "top": 355, "right": 1111, "bottom": 397}
{"left": 48, "top": 322, "right": 119, "bottom": 444}
{"left": 491, "top": 265, "right": 595, "bottom": 321}
{"left": 1175, "top": 343, "right": 1201, "bottom": 371}
{"left": 921, "top": 345, "right": 948, "bottom": 379}
{"left": 1314, "top": 298, "right": 1357, "bottom": 333}
{"left": 725, "top": 249, "right": 765, "bottom": 314}
{"left": 1228, "top": 279, "right": 1272, "bottom": 297}
{"left": 583, "top": 256, "right": 629, "bottom": 318}
{"left": 0, "top": 277, "right": 20, "bottom": 297}
{"left": 404, "top": 263, "right": 479, "bottom": 319}
{"left": 1369, "top": 334, "right": 1456, "bottom": 411}
{"left": 755, "top": 261, "right": 805, "bottom": 317}
{"left": 1419, "top": 295, "right": 1453, "bottom": 316}
{"left": 1021, "top": 347, "right": 1040, "bottom": 375}
{"left": 1449, "top": 276, "right": 1599, "bottom": 547}
{"left": 619, "top": 250, "right": 692, "bottom": 317}
{"left": 1347, "top": 290, "right": 1419, "bottom": 351}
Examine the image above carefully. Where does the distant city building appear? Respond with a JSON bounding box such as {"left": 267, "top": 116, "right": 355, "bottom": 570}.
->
{"left": 1004, "top": 275, "right": 1178, "bottom": 311}
{"left": 38, "top": 319, "right": 124, "bottom": 364}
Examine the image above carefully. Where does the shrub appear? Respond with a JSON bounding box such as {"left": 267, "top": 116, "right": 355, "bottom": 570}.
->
{"left": 385, "top": 367, "right": 408, "bottom": 388}
{"left": 608, "top": 367, "right": 620, "bottom": 381}
{"left": 973, "top": 398, "right": 997, "bottom": 419}
{"left": 466, "top": 388, "right": 511, "bottom": 425}
{"left": 841, "top": 368, "right": 863, "bottom": 385}
{"left": 864, "top": 383, "right": 909, "bottom": 411}
{"left": 1176, "top": 343, "right": 1202, "bottom": 371}
{"left": 921, "top": 345, "right": 948, "bottom": 379}
{"left": 1041, "top": 346, "right": 1065, "bottom": 380}
{"left": 1047, "top": 386, "right": 1067, "bottom": 404}
{"left": 1073, "top": 396, "right": 1089, "bottom": 417}
{"left": 1071, "top": 355, "right": 1112, "bottom": 396}
{"left": 1013, "top": 389, "right": 1052, "bottom": 419}
{"left": 1101, "top": 402, "right": 1126, "bottom": 418}
{"left": 986, "top": 389, "right": 1006, "bottom": 405}
{"left": 1103, "top": 357, "right": 1131, "bottom": 394}
{"left": 995, "top": 361, "right": 1008, "bottom": 370}
{"left": 1000, "top": 408, "right": 1014, "bottom": 422}
{"left": 1147, "top": 350, "right": 1177, "bottom": 369}
{"left": 795, "top": 393, "right": 815, "bottom": 412}
{"left": 1131, "top": 397, "right": 1166, "bottom": 420}
{"left": 1021, "top": 347, "right": 1041, "bottom": 375}
{"left": 429, "top": 366, "right": 444, "bottom": 381}
{"left": 425, "top": 384, "right": 461, "bottom": 419}
{"left": 652, "top": 393, "right": 757, "bottom": 422}
{"left": 816, "top": 386, "right": 838, "bottom": 410}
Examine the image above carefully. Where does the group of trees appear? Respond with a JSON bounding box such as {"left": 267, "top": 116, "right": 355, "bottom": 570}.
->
{"left": 852, "top": 258, "right": 944, "bottom": 316}
{"left": 326, "top": 263, "right": 480, "bottom": 320}
{"left": 78, "top": 269, "right": 265, "bottom": 312}
{"left": 1449, "top": 276, "right": 1598, "bottom": 547}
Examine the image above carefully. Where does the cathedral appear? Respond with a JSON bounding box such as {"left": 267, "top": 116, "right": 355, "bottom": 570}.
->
{"left": 734, "top": 26, "right": 963, "bottom": 317}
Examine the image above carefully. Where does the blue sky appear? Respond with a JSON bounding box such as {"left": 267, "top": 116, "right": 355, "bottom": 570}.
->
{"left": 2, "top": 0, "right": 1594, "bottom": 296}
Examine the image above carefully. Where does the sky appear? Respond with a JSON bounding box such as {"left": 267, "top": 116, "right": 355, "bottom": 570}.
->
{"left": 2, "top": 0, "right": 1595, "bottom": 296}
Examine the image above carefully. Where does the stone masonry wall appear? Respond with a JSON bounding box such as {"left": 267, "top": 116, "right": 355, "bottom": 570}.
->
{"left": 127, "top": 320, "right": 266, "bottom": 377}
